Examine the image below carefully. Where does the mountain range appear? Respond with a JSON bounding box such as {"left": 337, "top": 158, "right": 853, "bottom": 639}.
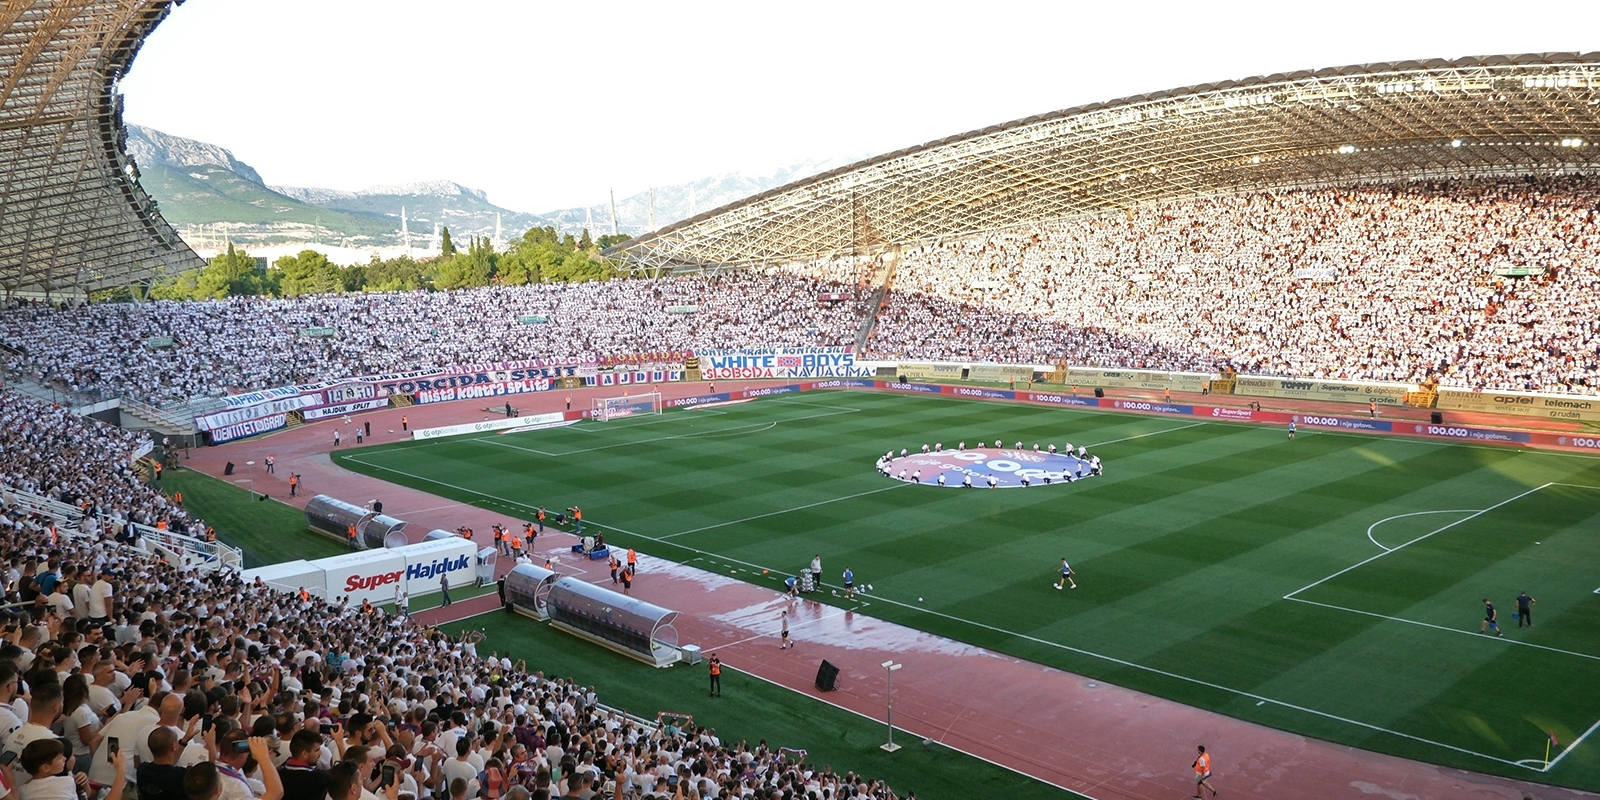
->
{"left": 126, "top": 124, "right": 858, "bottom": 254}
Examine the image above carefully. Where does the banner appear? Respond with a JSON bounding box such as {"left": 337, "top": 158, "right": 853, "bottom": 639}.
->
{"left": 143, "top": 336, "right": 174, "bottom": 349}
{"left": 968, "top": 365, "right": 1037, "bottom": 383}
{"left": 412, "top": 378, "right": 553, "bottom": 405}
{"left": 897, "top": 363, "right": 964, "bottom": 381}
{"left": 1436, "top": 388, "right": 1600, "bottom": 422}
{"left": 198, "top": 393, "right": 323, "bottom": 431}
{"left": 300, "top": 327, "right": 336, "bottom": 337}
{"left": 322, "top": 382, "right": 378, "bottom": 405}
{"left": 517, "top": 315, "right": 548, "bottom": 325}
{"left": 301, "top": 398, "right": 390, "bottom": 421}
{"left": 412, "top": 411, "right": 567, "bottom": 440}
{"left": 210, "top": 413, "right": 287, "bottom": 443}
{"left": 1063, "top": 368, "right": 1211, "bottom": 393}
{"left": 1232, "top": 376, "right": 1411, "bottom": 406}
{"left": 699, "top": 346, "right": 871, "bottom": 380}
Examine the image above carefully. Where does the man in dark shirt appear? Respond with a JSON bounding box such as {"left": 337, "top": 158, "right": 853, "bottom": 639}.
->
{"left": 1480, "top": 598, "right": 1504, "bottom": 637}
{"left": 136, "top": 727, "right": 188, "bottom": 800}
{"left": 1516, "top": 590, "right": 1536, "bottom": 627}
{"left": 278, "top": 730, "right": 328, "bottom": 800}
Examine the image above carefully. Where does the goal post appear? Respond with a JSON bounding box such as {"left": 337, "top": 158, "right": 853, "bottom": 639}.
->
{"left": 593, "top": 391, "right": 664, "bottom": 421}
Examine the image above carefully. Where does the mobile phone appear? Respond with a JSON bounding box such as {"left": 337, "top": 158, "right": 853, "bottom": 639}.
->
{"left": 107, "top": 737, "right": 119, "bottom": 759}
{"left": 231, "top": 740, "right": 251, "bottom": 754}
{"left": 0, "top": 751, "right": 15, "bottom": 766}
{"left": 200, "top": 716, "right": 212, "bottom": 732}
{"left": 380, "top": 764, "right": 397, "bottom": 787}
{"left": 667, "top": 775, "right": 678, "bottom": 786}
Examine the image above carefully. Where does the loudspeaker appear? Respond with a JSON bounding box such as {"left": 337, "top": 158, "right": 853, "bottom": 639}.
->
{"left": 814, "top": 660, "right": 840, "bottom": 692}
{"left": 1430, "top": 411, "right": 1443, "bottom": 424}
{"left": 1093, "top": 387, "right": 1104, "bottom": 398}
{"left": 224, "top": 462, "right": 235, "bottom": 475}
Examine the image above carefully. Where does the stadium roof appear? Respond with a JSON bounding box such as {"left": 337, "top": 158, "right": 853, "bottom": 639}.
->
{"left": 0, "top": 0, "right": 200, "bottom": 298}
{"left": 612, "top": 53, "right": 1600, "bottom": 273}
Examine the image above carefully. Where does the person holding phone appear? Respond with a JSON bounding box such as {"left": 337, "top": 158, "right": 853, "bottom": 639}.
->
{"left": 16, "top": 739, "right": 88, "bottom": 800}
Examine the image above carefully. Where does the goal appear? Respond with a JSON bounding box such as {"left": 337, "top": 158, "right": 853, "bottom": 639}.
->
{"left": 593, "top": 391, "right": 663, "bottom": 421}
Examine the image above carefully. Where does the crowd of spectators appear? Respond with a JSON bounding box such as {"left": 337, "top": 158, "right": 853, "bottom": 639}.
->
{"left": 0, "top": 390, "right": 907, "bottom": 799}
{"left": 862, "top": 177, "right": 1600, "bottom": 393}
{"left": 7, "top": 177, "right": 1600, "bottom": 403}
{"left": 0, "top": 274, "right": 862, "bottom": 408}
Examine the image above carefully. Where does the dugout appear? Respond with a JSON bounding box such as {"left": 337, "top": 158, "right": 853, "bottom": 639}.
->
{"left": 546, "top": 577, "right": 681, "bottom": 667}
{"left": 423, "top": 529, "right": 458, "bottom": 542}
{"left": 304, "top": 495, "right": 374, "bottom": 547}
{"left": 367, "top": 515, "right": 409, "bottom": 548}
{"left": 503, "top": 563, "right": 560, "bottom": 619}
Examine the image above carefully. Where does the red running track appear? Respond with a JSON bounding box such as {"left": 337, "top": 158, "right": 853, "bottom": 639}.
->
{"left": 187, "top": 382, "right": 1597, "bottom": 800}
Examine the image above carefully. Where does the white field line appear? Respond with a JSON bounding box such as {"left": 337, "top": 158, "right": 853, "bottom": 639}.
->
{"left": 481, "top": 406, "right": 863, "bottom": 457}
{"left": 340, "top": 456, "right": 1540, "bottom": 771}
{"left": 1364, "top": 509, "right": 1480, "bottom": 552}
{"left": 1285, "top": 597, "right": 1600, "bottom": 663}
{"left": 1547, "top": 717, "right": 1600, "bottom": 771}
{"left": 658, "top": 484, "right": 911, "bottom": 541}
{"left": 1283, "top": 483, "right": 1553, "bottom": 600}
{"left": 1085, "top": 421, "right": 1207, "bottom": 447}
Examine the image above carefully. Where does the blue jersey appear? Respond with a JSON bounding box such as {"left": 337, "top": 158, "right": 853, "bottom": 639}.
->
{"left": 842, "top": 569, "right": 853, "bottom": 585}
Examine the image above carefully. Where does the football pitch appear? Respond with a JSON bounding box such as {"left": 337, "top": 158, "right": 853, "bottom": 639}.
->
{"left": 334, "top": 390, "right": 1600, "bottom": 791}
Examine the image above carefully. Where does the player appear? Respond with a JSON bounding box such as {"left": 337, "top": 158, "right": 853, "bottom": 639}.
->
{"left": 1077, "top": 444, "right": 1086, "bottom": 458}
{"left": 911, "top": 470, "right": 921, "bottom": 484}
{"left": 785, "top": 575, "right": 798, "bottom": 598}
{"left": 1192, "top": 745, "right": 1217, "bottom": 798}
{"left": 1042, "top": 473, "right": 1053, "bottom": 485}
{"left": 987, "top": 474, "right": 998, "bottom": 488}
{"left": 1481, "top": 598, "right": 1503, "bottom": 636}
{"left": 1054, "top": 557, "right": 1077, "bottom": 590}
{"left": 811, "top": 554, "right": 823, "bottom": 588}
{"left": 1288, "top": 420, "right": 1297, "bottom": 439}
{"left": 1020, "top": 474, "right": 1031, "bottom": 488}
{"left": 779, "top": 610, "right": 792, "bottom": 649}
{"left": 1089, "top": 455, "right": 1101, "bottom": 475}
{"left": 898, "top": 469, "right": 908, "bottom": 481}
{"left": 963, "top": 474, "right": 972, "bottom": 488}
{"left": 842, "top": 567, "right": 855, "bottom": 599}
{"left": 937, "top": 473, "right": 946, "bottom": 486}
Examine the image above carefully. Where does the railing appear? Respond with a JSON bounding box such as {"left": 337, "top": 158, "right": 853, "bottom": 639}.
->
{"left": 1, "top": 486, "right": 87, "bottom": 525}
{"left": 120, "top": 396, "right": 198, "bottom": 432}
{"left": 127, "top": 522, "right": 243, "bottom": 573}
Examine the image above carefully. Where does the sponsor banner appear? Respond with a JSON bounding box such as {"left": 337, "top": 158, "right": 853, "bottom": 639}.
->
{"left": 884, "top": 448, "right": 1094, "bottom": 488}
{"left": 1436, "top": 388, "right": 1600, "bottom": 422}
{"left": 947, "top": 386, "right": 1016, "bottom": 400}
{"left": 1232, "top": 376, "right": 1411, "bottom": 406}
{"left": 413, "top": 378, "right": 553, "bottom": 405}
{"left": 301, "top": 398, "right": 389, "bottom": 421}
{"left": 968, "top": 365, "right": 1037, "bottom": 383}
{"left": 803, "top": 378, "right": 876, "bottom": 390}
{"left": 412, "top": 411, "right": 566, "bottom": 441}
{"left": 669, "top": 393, "right": 733, "bottom": 409}
{"left": 1111, "top": 400, "right": 1193, "bottom": 415}
{"left": 740, "top": 384, "right": 803, "bottom": 399}
{"left": 499, "top": 420, "right": 578, "bottom": 433}
{"left": 1206, "top": 406, "right": 1257, "bottom": 421}
{"left": 210, "top": 413, "right": 287, "bottom": 443}
{"left": 1291, "top": 414, "right": 1394, "bottom": 432}
{"left": 882, "top": 381, "right": 944, "bottom": 394}
{"left": 1063, "top": 368, "right": 1211, "bottom": 393}
{"left": 1404, "top": 422, "right": 1531, "bottom": 444}
{"left": 390, "top": 538, "right": 478, "bottom": 599}
{"left": 1022, "top": 391, "right": 1101, "bottom": 408}
{"left": 699, "top": 346, "right": 871, "bottom": 380}
{"left": 1544, "top": 434, "right": 1600, "bottom": 451}
{"left": 897, "top": 363, "right": 964, "bottom": 381}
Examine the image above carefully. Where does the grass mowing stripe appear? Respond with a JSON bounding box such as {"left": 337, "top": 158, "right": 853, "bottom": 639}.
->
{"left": 334, "top": 393, "right": 1600, "bottom": 789}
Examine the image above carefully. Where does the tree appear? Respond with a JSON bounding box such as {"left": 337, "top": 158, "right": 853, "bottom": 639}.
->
{"left": 434, "top": 236, "right": 496, "bottom": 289}
{"left": 440, "top": 226, "right": 456, "bottom": 258}
{"left": 195, "top": 243, "right": 265, "bottom": 299}
{"left": 596, "top": 233, "right": 632, "bottom": 250}
{"left": 578, "top": 229, "right": 593, "bottom": 251}
{"left": 270, "top": 250, "right": 342, "bottom": 297}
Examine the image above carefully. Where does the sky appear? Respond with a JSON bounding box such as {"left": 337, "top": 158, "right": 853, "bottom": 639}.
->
{"left": 120, "top": 0, "right": 1600, "bottom": 214}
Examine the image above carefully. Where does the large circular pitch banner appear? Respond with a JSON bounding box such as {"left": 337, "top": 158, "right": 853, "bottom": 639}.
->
{"left": 877, "top": 448, "right": 1096, "bottom": 488}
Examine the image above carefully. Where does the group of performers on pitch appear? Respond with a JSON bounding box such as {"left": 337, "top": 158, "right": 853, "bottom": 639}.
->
{"left": 876, "top": 439, "right": 1101, "bottom": 486}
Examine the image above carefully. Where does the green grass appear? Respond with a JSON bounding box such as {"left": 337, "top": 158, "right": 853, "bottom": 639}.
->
{"left": 161, "top": 468, "right": 347, "bottom": 567}
{"left": 335, "top": 390, "right": 1600, "bottom": 792}
{"left": 440, "top": 609, "right": 1074, "bottom": 799}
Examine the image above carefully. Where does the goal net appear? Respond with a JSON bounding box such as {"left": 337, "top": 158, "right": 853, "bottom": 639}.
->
{"left": 593, "top": 392, "right": 664, "bottom": 421}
